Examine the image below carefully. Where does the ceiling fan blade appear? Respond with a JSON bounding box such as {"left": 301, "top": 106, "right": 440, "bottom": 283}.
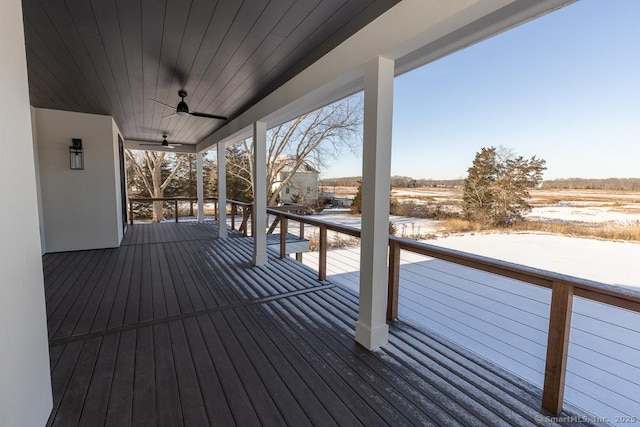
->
{"left": 161, "top": 112, "right": 178, "bottom": 120}
{"left": 189, "top": 111, "right": 227, "bottom": 120}
{"left": 150, "top": 99, "right": 175, "bottom": 109}
{"left": 139, "top": 143, "right": 161, "bottom": 146}
{"left": 138, "top": 143, "right": 176, "bottom": 150}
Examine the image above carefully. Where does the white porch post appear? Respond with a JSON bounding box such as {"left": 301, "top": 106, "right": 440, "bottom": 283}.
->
{"left": 196, "top": 152, "right": 204, "bottom": 223}
{"left": 252, "top": 122, "right": 268, "bottom": 266}
{"left": 356, "top": 55, "right": 394, "bottom": 350}
{"left": 0, "top": 0, "right": 53, "bottom": 425}
{"left": 216, "top": 142, "right": 227, "bottom": 238}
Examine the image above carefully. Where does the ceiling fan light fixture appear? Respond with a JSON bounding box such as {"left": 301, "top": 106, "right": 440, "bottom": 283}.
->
{"left": 176, "top": 100, "right": 189, "bottom": 115}
{"left": 152, "top": 89, "right": 226, "bottom": 121}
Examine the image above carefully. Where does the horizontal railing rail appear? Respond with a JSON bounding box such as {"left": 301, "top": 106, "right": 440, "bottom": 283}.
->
{"left": 387, "top": 236, "right": 640, "bottom": 312}
{"left": 267, "top": 204, "right": 307, "bottom": 234}
{"left": 265, "top": 208, "right": 640, "bottom": 416}
{"left": 128, "top": 197, "right": 216, "bottom": 224}
{"left": 267, "top": 208, "right": 360, "bottom": 281}
{"left": 211, "top": 197, "right": 252, "bottom": 236}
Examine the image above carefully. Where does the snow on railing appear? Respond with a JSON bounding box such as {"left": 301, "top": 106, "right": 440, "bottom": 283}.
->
{"left": 266, "top": 208, "right": 640, "bottom": 421}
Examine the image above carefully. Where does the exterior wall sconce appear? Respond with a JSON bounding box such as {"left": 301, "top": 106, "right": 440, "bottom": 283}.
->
{"left": 69, "top": 138, "right": 84, "bottom": 170}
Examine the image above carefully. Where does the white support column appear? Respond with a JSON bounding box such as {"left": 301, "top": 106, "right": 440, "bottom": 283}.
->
{"left": 216, "top": 142, "right": 227, "bottom": 238}
{"left": 356, "top": 55, "right": 394, "bottom": 350}
{"left": 0, "top": 0, "right": 53, "bottom": 425}
{"left": 196, "top": 152, "right": 204, "bottom": 223}
{"left": 252, "top": 122, "right": 268, "bottom": 266}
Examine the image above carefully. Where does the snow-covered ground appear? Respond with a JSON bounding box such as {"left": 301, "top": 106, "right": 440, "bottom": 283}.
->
{"left": 297, "top": 213, "right": 640, "bottom": 423}
{"left": 428, "top": 232, "right": 640, "bottom": 289}
{"left": 527, "top": 204, "right": 640, "bottom": 224}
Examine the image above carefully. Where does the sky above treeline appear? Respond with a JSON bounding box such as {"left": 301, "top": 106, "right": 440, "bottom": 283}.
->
{"left": 322, "top": 0, "right": 640, "bottom": 180}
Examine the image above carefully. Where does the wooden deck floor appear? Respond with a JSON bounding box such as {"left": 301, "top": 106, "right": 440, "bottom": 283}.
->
{"left": 44, "top": 222, "right": 595, "bottom": 426}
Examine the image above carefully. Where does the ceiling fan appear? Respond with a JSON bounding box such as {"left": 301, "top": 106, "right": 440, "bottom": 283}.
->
{"left": 151, "top": 89, "right": 227, "bottom": 120}
{"left": 139, "top": 134, "right": 182, "bottom": 149}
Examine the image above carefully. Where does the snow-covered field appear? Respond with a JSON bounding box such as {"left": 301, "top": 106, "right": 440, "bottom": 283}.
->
{"left": 527, "top": 204, "right": 640, "bottom": 224}
{"left": 296, "top": 208, "right": 640, "bottom": 423}
{"left": 388, "top": 186, "right": 640, "bottom": 226}
{"left": 315, "top": 208, "right": 440, "bottom": 237}
{"left": 428, "top": 232, "right": 640, "bottom": 289}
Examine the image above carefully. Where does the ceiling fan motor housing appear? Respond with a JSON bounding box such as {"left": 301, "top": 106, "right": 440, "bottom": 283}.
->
{"left": 177, "top": 89, "right": 189, "bottom": 115}
{"left": 176, "top": 100, "right": 189, "bottom": 115}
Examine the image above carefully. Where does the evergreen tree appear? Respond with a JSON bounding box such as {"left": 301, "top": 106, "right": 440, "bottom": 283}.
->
{"left": 463, "top": 146, "right": 546, "bottom": 226}
{"left": 351, "top": 181, "right": 362, "bottom": 214}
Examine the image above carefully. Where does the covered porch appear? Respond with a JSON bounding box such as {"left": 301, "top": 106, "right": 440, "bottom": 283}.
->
{"left": 45, "top": 222, "right": 587, "bottom": 426}
{"left": 2, "top": 1, "right": 599, "bottom": 424}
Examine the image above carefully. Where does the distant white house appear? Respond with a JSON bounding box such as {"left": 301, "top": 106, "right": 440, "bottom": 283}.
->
{"left": 273, "top": 157, "right": 319, "bottom": 205}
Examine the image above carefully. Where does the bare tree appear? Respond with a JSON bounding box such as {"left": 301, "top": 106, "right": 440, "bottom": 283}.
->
{"left": 226, "top": 94, "right": 363, "bottom": 205}
{"left": 125, "top": 150, "right": 184, "bottom": 222}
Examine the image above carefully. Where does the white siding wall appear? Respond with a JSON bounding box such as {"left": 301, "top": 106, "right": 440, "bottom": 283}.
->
{"left": 112, "top": 119, "right": 125, "bottom": 244}
{"left": 35, "top": 108, "right": 124, "bottom": 252}
{"left": 280, "top": 172, "right": 318, "bottom": 204}
{"left": 31, "top": 107, "right": 46, "bottom": 254}
{"left": 0, "top": 1, "right": 53, "bottom": 425}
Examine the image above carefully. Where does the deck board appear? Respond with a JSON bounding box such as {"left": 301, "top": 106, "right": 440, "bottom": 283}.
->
{"left": 44, "top": 222, "right": 597, "bottom": 426}
{"left": 195, "top": 314, "right": 262, "bottom": 426}
{"left": 104, "top": 330, "right": 136, "bottom": 425}
{"left": 168, "top": 320, "right": 211, "bottom": 426}
{"left": 132, "top": 326, "right": 157, "bottom": 425}
{"left": 77, "top": 333, "right": 119, "bottom": 426}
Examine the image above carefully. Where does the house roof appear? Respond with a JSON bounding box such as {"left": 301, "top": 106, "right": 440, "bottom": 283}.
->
{"left": 276, "top": 156, "right": 320, "bottom": 174}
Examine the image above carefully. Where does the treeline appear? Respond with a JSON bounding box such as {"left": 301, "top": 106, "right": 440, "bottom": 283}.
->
{"left": 320, "top": 176, "right": 361, "bottom": 187}
{"left": 323, "top": 175, "right": 640, "bottom": 191}
{"left": 542, "top": 178, "right": 640, "bottom": 191}
{"left": 321, "top": 176, "right": 463, "bottom": 188}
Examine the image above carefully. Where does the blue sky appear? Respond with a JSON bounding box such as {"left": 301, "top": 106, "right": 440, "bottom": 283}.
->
{"left": 322, "top": 0, "right": 640, "bottom": 180}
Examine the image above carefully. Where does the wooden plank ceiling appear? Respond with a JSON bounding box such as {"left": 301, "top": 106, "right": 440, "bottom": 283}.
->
{"left": 22, "top": 0, "right": 399, "bottom": 146}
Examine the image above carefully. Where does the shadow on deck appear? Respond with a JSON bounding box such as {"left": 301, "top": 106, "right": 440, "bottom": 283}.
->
{"left": 43, "top": 222, "right": 594, "bottom": 426}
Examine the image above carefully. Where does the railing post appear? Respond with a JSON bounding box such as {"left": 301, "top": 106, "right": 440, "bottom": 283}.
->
{"left": 319, "top": 225, "right": 327, "bottom": 281}
{"left": 241, "top": 206, "right": 249, "bottom": 237}
{"left": 231, "top": 204, "right": 236, "bottom": 230}
{"left": 214, "top": 198, "right": 218, "bottom": 219}
{"left": 129, "top": 200, "right": 134, "bottom": 225}
{"left": 542, "top": 281, "right": 574, "bottom": 415}
{"left": 387, "top": 240, "right": 400, "bottom": 321}
{"left": 279, "top": 215, "right": 287, "bottom": 259}
{"left": 296, "top": 222, "right": 304, "bottom": 262}
{"left": 175, "top": 198, "right": 179, "bottom": 223}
